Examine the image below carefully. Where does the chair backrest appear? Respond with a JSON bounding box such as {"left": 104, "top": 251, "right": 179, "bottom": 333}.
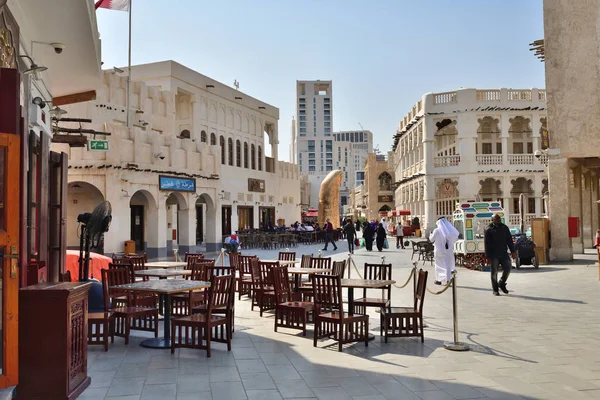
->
{"left": 206, "top": 274, "right": 234, "bottom": 315}
{"left": 126, "top": 254, "right": 146, "bottom": 271}
{"left": 331, "top": 260, "right": 346, "bottom": 277}
{"left": 312, "top": 273, "right": 344, "bottom": 315}
{"left": 411, "top": 241, "right": 419, "bottom": 251}
{"left": 59, "top": 270, "right": 72, "bottom": 282}
{"left": 272, "top": 265, "right": 291, "bottom": 303}
{"left": 190, "top": 259, "right": 212, "bottom": 281}
{"left": 258, "top": 261, "right": 278, "bottom": 286}
{"left": 278, "top": 252, "right": 296, "bottom": 261}
{"left": 101, "top": 267, "right": 132, "bottom": 311}
{"left": 208, "top": 265, "right": 235, "bottom": 278}
{"left": 238, "top": 255, "right": 256, "bottom": 277}
{"left": 300, "top": 254, "right": 312, "bottom": 269}
{"left": 229, "top": 252, "right": 242, "bottom": 269}
{"left": 111, "top": 257, "right": 131, "bottom": 266}
{"left": 311, "top": 257, "right": 332, "bottom": 270}
{"left": 185, "top": 252, "right": 204, "bottom": 262}
{"left": 415, "top": 269, "right": 428, "bottom": 313}
{"left": 362, "top": 263, "right": 392, "bottom": 298}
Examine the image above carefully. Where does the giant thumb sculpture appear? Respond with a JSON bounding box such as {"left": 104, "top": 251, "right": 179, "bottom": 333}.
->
{"left": 318, "top": 170, "right": 344, "bottom": 229}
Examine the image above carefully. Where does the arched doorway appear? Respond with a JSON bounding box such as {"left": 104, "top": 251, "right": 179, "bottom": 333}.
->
{"left": 67, "top": 182, "right": 104, "bottom": 251}
{"left": 196, "top": 193, "right": 217, "bottom": 250}
{"left": 165, "top": 192, "right": 189, "bottom": 255}
{"left": 129, "top": 190, "right": 158, "bottom": 254}
{"left": 478, "top": 178, "right": 502, "bottom": 202}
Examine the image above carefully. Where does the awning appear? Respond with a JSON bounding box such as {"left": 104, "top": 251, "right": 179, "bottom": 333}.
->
{"left": 303, "top": 211, "right": 318, "bottom": 217}
{"left": 397, "top": 210, "right": 411, "bottom": 216}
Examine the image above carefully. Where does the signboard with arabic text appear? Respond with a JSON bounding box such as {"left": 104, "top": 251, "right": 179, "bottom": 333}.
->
{"left": 159, "top": 175, "right": 196, "bottom": 192}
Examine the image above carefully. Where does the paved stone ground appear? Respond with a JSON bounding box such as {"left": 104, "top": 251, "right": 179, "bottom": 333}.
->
{"left": 82, "top": 238, "right": 600, "bottom": 400}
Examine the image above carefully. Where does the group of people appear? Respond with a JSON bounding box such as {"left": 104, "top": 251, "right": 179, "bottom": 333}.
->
{"left": 338, "top": 218, "right": 389, "bottom": 253}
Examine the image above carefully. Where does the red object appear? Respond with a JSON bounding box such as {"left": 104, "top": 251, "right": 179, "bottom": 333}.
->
{"left": 27, "top": 260, "right": 47, "bottom": 286}
{"left": 595, "top": 230, "right": 600, "bottom": 247}
{"left": 397, "top": 210, "right": 411, "bottom": 216}
{"left": 568, "top": 217, "right": 579, "bottom": 238}
{"left": 303, "top": 211, "right": 318, "bottom": 217}
{"left": 65, "top": 250, "right": 111, "bottom": 281}
{"left": 466, "top": 213, "right": 475, "bottom": 218}
{"left": 95, "top": 0, "right": 129, "bottom": 10}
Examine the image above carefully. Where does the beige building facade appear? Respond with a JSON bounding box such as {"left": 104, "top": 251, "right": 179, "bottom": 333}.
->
{"left": 543, "top": 0, "right": 600, "bottom": 261}
{"left": 352, "top": 153, "right": 395, "bottom": 222}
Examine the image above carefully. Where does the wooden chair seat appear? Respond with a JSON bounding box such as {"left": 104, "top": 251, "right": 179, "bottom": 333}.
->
{"left": 174, "top": 314, "right": 228, "bottom": 324}
{"left": 353, "top": 297, "right": 390, "bottom": 307}
{"left": 317, "top": 311, "right": 368, "bottom": 321}
{"left": 278, "top": 301, "right": 314, "bottom": 310}
{"left": 88, "top": 311, "right": 115, "bottom": 352}
{"left": 386, "top": 306, "right": 416, "bottom": 314}
{"left": 272, "top": 266, "right": 314, "bottom": 336}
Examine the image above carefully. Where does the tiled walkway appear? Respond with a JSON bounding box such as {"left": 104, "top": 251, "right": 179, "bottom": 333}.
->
{"left": 82, "top": 241, "right": 600, "bottom": 399}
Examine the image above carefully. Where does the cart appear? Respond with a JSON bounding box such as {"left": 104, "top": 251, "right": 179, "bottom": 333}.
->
{"left": 452, "top": 201, "right": 506, "bottom": 270}
{"left": 514, "top": 236, "right": 539, "bottom": 269}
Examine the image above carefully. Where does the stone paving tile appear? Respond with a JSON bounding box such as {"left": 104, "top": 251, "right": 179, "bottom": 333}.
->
{"left": 81, "top": 244, "right": 600, "bottom": 400}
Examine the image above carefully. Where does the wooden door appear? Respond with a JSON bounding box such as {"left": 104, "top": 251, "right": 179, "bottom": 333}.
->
{"left": 0, "top": 133, "right": 20, "bottom": 386}
{"left": 130, "top": 205, "right": 145, "bottom": 250}
{"left": 48, "top": 151, "right": 68, "bottom": 281}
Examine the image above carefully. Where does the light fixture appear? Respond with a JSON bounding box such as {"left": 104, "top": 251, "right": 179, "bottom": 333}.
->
{"left": 50, "top": 106, "right": 67, "bottom": 117}
{"left": 32, "top": 96, "right": 47, "bottom": 109}
{"left": 20, "top": 55, "right": 48, "bottom": 75}
{"left": 121, "top": 189, "right": 130, "bottom": 198}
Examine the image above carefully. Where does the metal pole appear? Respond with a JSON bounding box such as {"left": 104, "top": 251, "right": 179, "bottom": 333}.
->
{"left": 126, "top": 0, "right": 132, "bottom": 128}
{"left": 444, "top": 271, "right": 469, "bottom": 351}
{"left": 347, "top": 253, "right": 352, "bottom": 279}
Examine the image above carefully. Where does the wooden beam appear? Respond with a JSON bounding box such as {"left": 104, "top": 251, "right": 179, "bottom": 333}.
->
{"left": 51, "top": 135, "right": 87, "bottom": 147}
{"left": 52, "top": 90, "right": 96, "bottom": 106}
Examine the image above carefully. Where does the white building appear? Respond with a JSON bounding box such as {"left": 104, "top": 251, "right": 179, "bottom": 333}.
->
{"left": 392, "top": 88, "right": 548, "bottom": 234}
{"left": 56, "top": 61, "right": 300, "bottom": 258}
{"left": 333, "top": 130, "right": 373, "bottom": 208}
{"left": 292, "top": 80, "right": 333, "bottom": 207}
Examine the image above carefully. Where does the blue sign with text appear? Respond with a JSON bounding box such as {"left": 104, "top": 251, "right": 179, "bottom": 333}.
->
{"left": 159, "top": 175, "right": 196, "bottom": 192}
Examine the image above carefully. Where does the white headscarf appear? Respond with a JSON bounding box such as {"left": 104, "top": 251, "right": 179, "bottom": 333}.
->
{"left": 436, "top": 218, "right": 460, "bottom": 248}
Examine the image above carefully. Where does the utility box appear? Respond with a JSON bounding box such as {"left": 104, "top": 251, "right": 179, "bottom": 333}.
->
{"left": 124, "top": 240, "right": 136, "bottom": 255}
{"left": 568, "top": 217, "right": 580, "bottom": 238}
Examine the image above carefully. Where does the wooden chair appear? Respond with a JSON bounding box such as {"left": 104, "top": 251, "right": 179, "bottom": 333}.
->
{"left": 171, "top": 259, "right": 213, "bottom": 316}
{"left": 353, "top": 263, "right": 392, "bottom": 315}
{"left": 272, "top": 266, "right": 313, "bottom": 336}
{"left": 331, "top": 260, "right": 346, "bottom": 277}
{"left": 185, "top": 252, "right": 204, "bottom": 262}
{"left": 300, "top": 254, "right": 312, "bottom": 269}
{"left": 312, "top": 274, "right": 369, "bottom": 352}
{"left": 381, "top": 269, "right": 428, "bottom": 343}
{"left": 251, "top": 260, "right": 277, "bottom": 316}
{"left": 106, "top": 262, "right": 135, "bottom": 308}
{"left": 311, "top": 257, "right": 332, "bottom": 270}
{"left": 300, "top": 257, "right": 332, "bottom": 300}
{"left": 236, "top": 255, "right": 254, "bottom": 299}
{"left": 410, "top": 241, "right": 420, "bottom": 260}
{"left": 171, "top": 274, "right": 234, "bottom": 357}
{"left": 278, "top": 251, "right": 296, "bottom": 261}
{"left": 421, "top": 243, "right": 434, "bottom": 266}
{"left": 101, "top": 268, "right": 159, "bottom": 345}
{"left": 59, "top": 270, "right": 72, "bottom": 283}
{"left": 126, "top": 254, "right": 148, "bottom": 281}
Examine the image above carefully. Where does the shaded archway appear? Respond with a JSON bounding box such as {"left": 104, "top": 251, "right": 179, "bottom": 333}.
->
{"left": 510, "top": 177, "right": 534, "bottom": 214}
{"left": 196, "top": 193, "right": 218, "bottom": 251}
{"left": 129, "top": 189, "right": 158, "bottom": 255}
{"left": 165, "top": 192, "right": 189, "bottom": 256}
{"left": 67, "top": 182, "right": 104, "bottom": 250}
{"left": 478, "top": 178, "right": 502, "bottom": 202}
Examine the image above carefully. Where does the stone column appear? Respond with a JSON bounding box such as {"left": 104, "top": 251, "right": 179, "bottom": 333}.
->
{"left": 571, "top": 166, "right": 584, "bottom": 253}
{"left": 424, "top": 175, "right": 436, "bottom": 233}
{"left": 549, "top": 157, "right": 573, "bottom": 261}
{"left": 582, "top": 171, "right": 593, "bottom": 248}
{"left": 155, "top": 199, "right": 168, "bottom": 260}
{"left": 592, "top": 172, "right": 600, "bottom": 243}
{"left": 104, "top": 171, "right": 130, "bottom": 255}
{"left": 502, "top": 177, "right": 511, "bottom": 214}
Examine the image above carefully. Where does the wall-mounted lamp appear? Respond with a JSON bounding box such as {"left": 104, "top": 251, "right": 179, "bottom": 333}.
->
{"left": 153, "top": 152, "right": 165, "bottom": 160}
{"left": 255, "top": 202, "right": 260, "bottom": 205}
{"left": 277, "top": 203, "right": 283, "bottom": 206}
{"left": 121, "top": 189, "right": 130, "bottom": 198}
{"left": 233, "top": 200, "right": 238, "bottom": 204}
{"left": 20, "top": 55, "right": 47, "bottom": 75}
{"left": 32, "top": 96, "right": 47, "bottom": 109}
{"left": 218, "top": 194, "right": 225, "bottom": 200}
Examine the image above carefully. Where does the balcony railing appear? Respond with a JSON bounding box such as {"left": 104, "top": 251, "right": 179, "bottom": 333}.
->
{"left": 434, "top": 155, "right": 461, "bottom": 167}
{"left": 507, "top": 90, "right": 532, "bottom": 101}
{"left": 508, "top": 154, "right": 535, "bottom": 165}
{"left": 476, "top": 90, "right": 501, "bottom": 101}
{"left": 508, "top": 214, "right": 536, "bottom": 228}
{"left": 476, "top": 155, "right": 503, "bottom": 165}
{"left": 433, "top": 91, "right": 457, "bottom": 104}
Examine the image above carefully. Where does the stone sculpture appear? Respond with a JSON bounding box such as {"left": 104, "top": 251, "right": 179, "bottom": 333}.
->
{"left": 318, "top": 170, "right": 343, "bottom": 229}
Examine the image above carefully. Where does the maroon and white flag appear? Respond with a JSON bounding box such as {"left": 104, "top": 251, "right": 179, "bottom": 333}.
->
{"left": 95, "top": 0, "right": 129, "bottom": 11}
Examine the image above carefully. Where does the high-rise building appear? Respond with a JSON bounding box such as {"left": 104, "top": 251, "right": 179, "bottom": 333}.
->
{"left": 294, "top": 80, "right": 333, "bottom": 206}
{"left": 333, "top": 130, "right": 373, "bottom": 210}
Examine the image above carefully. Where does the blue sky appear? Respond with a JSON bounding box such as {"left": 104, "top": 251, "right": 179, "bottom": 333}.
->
{"left": 97, "top": 0, "right": 545, "bottom": 160}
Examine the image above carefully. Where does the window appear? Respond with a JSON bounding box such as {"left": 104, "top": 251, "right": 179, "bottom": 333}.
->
{"left": 309, "top": 160, "right": 315, "bottom": 166}
{"left": 325, "top": 140, "right": 333, "bottom": 152}
{"left": 324, "top": 122, "right": 331, "bottom": 127}
{"left": 244, "top": 142, "right": 249, "bottom": 168}
{"left": 299, "top": 128, "right": 306, "bottom": 133}
{"left": 378, "top": 172, "right": 392, "bottom": 191}
{"left": 220, "top": 136, "right": 225, "bottom": 164}
{"left": 360, "top": 132, "right": 364, "bottom": 142}
{"left": 527, "top": 142, "right": 533, "bottom": 154}
{"left": 324, "top": 98, "right": 330, "bottom": 103}
{"left": 324, "top": 116, "right": 331, "bottom": 121}
{"left": 299, "top": 122, "right": 306, "bottom": 127}
{"left": 299, "top": 116, "right": 306, "bottom": 121}
{"left": 326, "top": 159, "right": 333, "bottom": 165}
{"left": 325, "top": 128, "right": 331, "bottom": 133}
{"left": 496, "top": 143, "right": 502, "bottom": 154}
{"left": 211, "top": 133, "right": 216, "bottom": 145}
{"left": 299, "top": 104, "right": 306, "bottom": 109}
{"left": 309, "top": 153, "right": 315, "bottom": 159}
{"left": 324, "top": 110, "right": 330, "bottom": 116}
{"left": 326, "top": 166, "right": 333, "bottom": 171}
{"left": 513, "top": 198, "right": 520, "bottom": 214}
{"left": 228, "top": 138, "right": 234, "bottom": 165}
{"left": 258, "top": 145, "right": 262, "bottom": 171}
{"left": 299, "top": 110, "right": 306, "bottom": 115}
{"left": 251, "top": 144, "right": 256, "bottom": 170}
{"left": 309, "top": 166, "right": 316, "bottom": 172}
{"left": 513, "top": 142, "right": 524, "bottom": 154}
{"left": 326, "top": 153, "right": 332, "bottom": 159}
{"left": 482, "top": 143, "right": 492, "bottom": 154}
{"left": 528, "top": 198, "right": 536, "bottom": 213}
{"left": 308, "top": 140, "right": 315, "bottom": 152}
{"left": 201, "top": 130, "right": 207, "bottom": 143}
{"left": 236, "top": 140, "right": 241, "bottom": 167}
{"left": 299, "top": 98, "right": 305, "bottom": 103}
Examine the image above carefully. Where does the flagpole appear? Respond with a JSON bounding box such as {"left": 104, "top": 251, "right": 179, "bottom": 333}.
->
{"left": 126, "top": 0, "right": 132, "bottom": 128}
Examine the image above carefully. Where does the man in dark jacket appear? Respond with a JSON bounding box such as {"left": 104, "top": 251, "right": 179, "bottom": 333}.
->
{"left": 484, "top": 213, "right": 516, "bottom": 296}
{"left": 322, "top": 218, "right": 338, "bottom": 251}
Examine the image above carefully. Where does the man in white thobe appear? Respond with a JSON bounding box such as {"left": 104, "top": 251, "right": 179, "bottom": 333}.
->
{"left": 429, "top": 217, "right": 460, "bottom": 285}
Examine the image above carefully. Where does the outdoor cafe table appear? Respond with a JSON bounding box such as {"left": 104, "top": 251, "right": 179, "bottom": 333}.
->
{"left": 144, "top": 261, "right": 187, "bottom": 269}
{"left": 288, "top": 267, "right": 332, "bottom": 300}
{"left": 135, "top": 269, "right": 191, "bottom": 279}
{"left": 264, "top": 259, "right": 300, "bottom": 265}
{"left": 112, "top": 279, "right": 210, "bottom": 349}
{"left": 340, "top": 278, "right": 396, "bottom": 340}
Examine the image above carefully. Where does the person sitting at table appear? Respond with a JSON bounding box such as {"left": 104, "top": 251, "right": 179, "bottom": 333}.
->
{"left": 305, "top": 224, "right": 314, "bottom": 232}
{"left": 297, "top": 224, "right": 306, "bottom": 232}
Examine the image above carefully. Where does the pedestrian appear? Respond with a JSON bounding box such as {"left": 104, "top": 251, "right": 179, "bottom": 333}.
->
{"left": 395, "top": 220, "right": 405, "bottom": 249}
{"left": 429, "top": 217, "right": 460, "bottom": 285}
{"left": 363, "top": 222, "right": 374, "bottom": 251}
{"left": 381, "top": 218, "right": 388, "bottom": 232}
{"left": 322, "top": 218, "right": 338, "bottom": 251}
{"left": 355, "top": 219, "right": 361, "bottom": 232}
{"left": 484, "top": 213, "right": 516, "bottom": 296}
{"left": 376, "top": 223, "right": 386, "bottom": 251}
{"left": 344, "top": 218, "right": 356, "bottom": 254}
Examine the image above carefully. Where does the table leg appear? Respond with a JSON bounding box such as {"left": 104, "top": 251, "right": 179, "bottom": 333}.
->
{"left": 347, "top": 287, "right": 375, "bottom": 341}
{"left": 293, "top": 274, "right": 301, "bottom": 301}
{"left": 141, "top": 294, "right": 172, "bottom": 349}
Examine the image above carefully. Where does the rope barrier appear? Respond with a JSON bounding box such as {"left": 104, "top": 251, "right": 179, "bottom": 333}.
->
{"left": 426, "top": 278, "right": 453, "bottom": 295}
{"left": 393, "top": 267, "right": 415, "bottom": 289}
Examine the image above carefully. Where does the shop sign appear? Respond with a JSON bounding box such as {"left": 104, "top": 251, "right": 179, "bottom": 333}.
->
{"left": 88, "top": 139, "right": 109, "bottom": 151}
{"left": 540, "top": 127, "right": 550, "bottom": 150}
{"left": 159, "top": 175, "right": 196, "bottom": 192}
{"left": 248, "top": 178, "right": 265, "bottom": 193}
{"left": 378, "top": 195, "right": 393, "bottom": 203}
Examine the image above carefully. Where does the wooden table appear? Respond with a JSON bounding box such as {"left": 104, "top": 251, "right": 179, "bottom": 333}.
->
{"left": 135, "top": 269, "right": 191, "bottom": 279}
{"left": 264, "top": 259, "right": 300, "bottom": 265}
{"left": 341, "top": 278, "right": 395, "bottom": 340}
{"left": 144, "top": 261, "right": 187, "bottom": 269}
{"left": 112, "top": 279, "right": 210, "bottom": 349}
{"left": 288, "top": 267, "right": 332, "bottom": 299}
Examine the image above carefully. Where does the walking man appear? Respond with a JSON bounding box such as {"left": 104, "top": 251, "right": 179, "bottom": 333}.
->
{"left": 484, "top": 213, "right": 516, "bottom": 296}
{"left": 395, "top": 220, "right": 405, "bottom": 249}
{"left": 322, "top": 218, "right": 338, "bottom": 251}
{"left": 344, "top": 218, "right": 356, "bottom": 254}
{"left": 429, "top": 217, "right": 460, "bottom": 285}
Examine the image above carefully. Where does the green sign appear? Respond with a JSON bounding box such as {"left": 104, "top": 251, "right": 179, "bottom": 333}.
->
{"left": 88, "top": 140, "right": 109, "bottom": 151}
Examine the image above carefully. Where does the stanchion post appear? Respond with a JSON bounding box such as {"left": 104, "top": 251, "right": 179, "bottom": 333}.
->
{"left": 318, "top": 250, "right": 322, "bottom": 258}
{"left": 443, "top": 271, "right": 469, "bottom": 351}
{"left": 347, "top": 253, "right": 352, "bottom": 279}
{"left": 221, "top": 248, "right": 226, "bottom": 267}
